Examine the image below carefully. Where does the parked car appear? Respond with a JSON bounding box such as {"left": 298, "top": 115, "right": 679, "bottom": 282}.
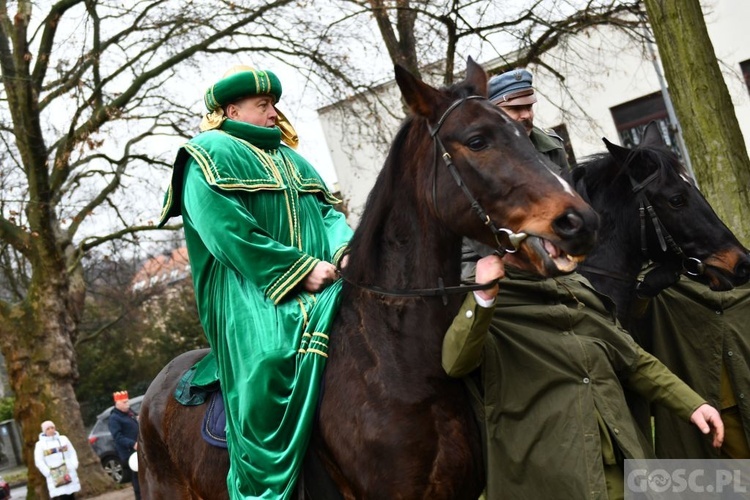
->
{"left": 87, "top": 395, "right": 144, "bottom": 484}
{"left": 0, "top": 475, "right": 9, "bottom": 499}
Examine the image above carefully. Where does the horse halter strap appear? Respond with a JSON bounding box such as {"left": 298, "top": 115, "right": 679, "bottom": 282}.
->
{"left": 339, "top": 96, "right": 519, "bottom": 303}
{"left": 428, "top": 96, "right": 527, "bottom": 256}
{"left": 630, "top": 168, "right": 705, "bottom": 276}
{"left": 340, "top": 274, "right": 499, "bottom": 301}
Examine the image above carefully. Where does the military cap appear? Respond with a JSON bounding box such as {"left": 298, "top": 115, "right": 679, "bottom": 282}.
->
{"left": 487, "top": 68, "right": 537, "bottom": 107}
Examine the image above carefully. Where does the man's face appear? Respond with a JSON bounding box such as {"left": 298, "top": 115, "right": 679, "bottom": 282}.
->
{"left": 115, "top": 399, "right": 130, "bottom": 412}
{"left": 500, "top": 103, "right": 534, "bottom": 136}
{"left": 226, "top": 95, "right": 278, "bottom": 128}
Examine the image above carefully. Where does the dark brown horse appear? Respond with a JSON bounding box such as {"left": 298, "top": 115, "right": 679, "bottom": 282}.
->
{"left": 573, "top": 122, "right": 750, "bottom": 329}
{"left": 138, "top": 58, "right": 599, "bottom": 499}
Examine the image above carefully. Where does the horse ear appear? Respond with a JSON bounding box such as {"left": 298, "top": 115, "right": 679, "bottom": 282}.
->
{"left": 602, "top": 137, "right": 631, "bottom": 167}
{"left": 394, "top": 64, "right": 443, "bottom": 119}
{"left": 640, "top": 121, "right": 666, "bottom": 148}
{"left": 464, "top": 56, "right": 488, "bottom": 97}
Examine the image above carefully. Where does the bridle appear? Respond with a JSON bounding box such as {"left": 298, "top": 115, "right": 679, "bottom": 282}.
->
{"left": 630, "top": 164, "right": 705, "bottom": 277}
{"left": 428, "top": 95, "right": 528, "bottom": 257}
{"left": 579, "top": 156, "right": 706, "bottom": 283}
{"left": 340, "top": 95, "right": 527, "bottom": 302}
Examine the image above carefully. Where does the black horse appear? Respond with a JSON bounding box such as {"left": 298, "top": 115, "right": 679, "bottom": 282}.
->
{"left": 573, "top": 122, "right": 750, "bottom": 330}
{"left": 571, "top": 123, "right": 750, "bottom": 447}
{"left": 138, "top": 58, "right": 599, "bottom": 499}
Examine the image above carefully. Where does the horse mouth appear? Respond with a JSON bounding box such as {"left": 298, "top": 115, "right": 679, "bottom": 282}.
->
{"left": 525, "top": 236, "right": 585, "bottom": 275}
{"left": 696, "top": 266, "right": 744, "bottom": 291}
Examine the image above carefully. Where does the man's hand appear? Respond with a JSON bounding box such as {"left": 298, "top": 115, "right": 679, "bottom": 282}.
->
{"left": 475, "top": 254, "right": 505, "bottom": 302}
{"left": 303, "top": 261, "right": 338, "bottom": 292}
{"left": 690, "top": 403, "right": 724, "bottom": 448}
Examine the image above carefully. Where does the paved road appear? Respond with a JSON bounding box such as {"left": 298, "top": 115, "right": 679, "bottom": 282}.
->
{"left": 10, "top": 484, "right": 25, "bottom": 499}
{"left": 12, "top": 483, "right": 135, "bottom": 499}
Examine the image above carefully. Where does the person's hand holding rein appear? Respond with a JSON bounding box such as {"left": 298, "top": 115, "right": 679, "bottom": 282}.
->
{"left": 475, "top": 254, "right": 505, "bottom": 302}
{"left": 303, "top": 261, "right": 338, "bottom": 292}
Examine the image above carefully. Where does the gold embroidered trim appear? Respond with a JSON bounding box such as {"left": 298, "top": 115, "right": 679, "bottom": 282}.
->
{"left": 184, "top": 141, "right": 283, "bottom": 190}
{"left": 296, "top": 296, "right": 310, "bottom": 329}
{"left": 298, "top": 332, "right": 330, "bottom": 357}
{"left": 159, "top": 185, "right": 174, "bottom": 223}
{"left": 205, "top": 86, "right": 219, "bottom": 110}
{"left": 332, "top": 245, "right": 348, "bottom": 267}
{"left": 268, "top": 255, "right": 318, "bottom": 304}
{"left": 218, "top": 135, "right": 297, "bottom": 246}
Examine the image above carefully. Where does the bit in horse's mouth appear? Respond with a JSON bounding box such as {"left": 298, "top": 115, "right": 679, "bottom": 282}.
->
{"left": 526, "top": 236, "right": 585, "bottom": 274}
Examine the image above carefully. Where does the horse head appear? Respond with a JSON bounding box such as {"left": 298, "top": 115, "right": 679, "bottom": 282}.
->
{"left": 391, "top": 57, "right": 599, "bottom": 277}
{"left": 578, "top": 121, "right": 750, "bottom": 292}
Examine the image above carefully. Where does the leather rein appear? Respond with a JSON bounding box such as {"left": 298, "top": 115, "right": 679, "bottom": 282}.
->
{"left": 341, "top": 95, "right": 526, "bottom": 301}
{"left": 578, "top": 160, "right": 706, "bottom": 284}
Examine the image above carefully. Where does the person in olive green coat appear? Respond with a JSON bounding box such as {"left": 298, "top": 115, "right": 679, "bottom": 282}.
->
{"left": 443, "top": 254, "right": 724, "bottom": 500}
{"left": 634, "top": 277, "right": 750, "bottom": 459}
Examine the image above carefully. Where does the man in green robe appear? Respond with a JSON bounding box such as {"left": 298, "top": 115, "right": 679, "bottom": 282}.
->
{"left": 443, "top": 255, "right": 724, "bottom": 500}
{"left": 634, "top": 277, "right": 750, "bottom": 459}
{"left": 158, "top": 66, "right": 353, "bottom": 499}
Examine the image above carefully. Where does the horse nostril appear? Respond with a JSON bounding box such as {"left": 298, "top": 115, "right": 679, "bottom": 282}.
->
{"left": 553, "top": 210, "right": 584, "bottom": 236}
{"left": 736, "top": 254, "right": 750, "bottom": 279}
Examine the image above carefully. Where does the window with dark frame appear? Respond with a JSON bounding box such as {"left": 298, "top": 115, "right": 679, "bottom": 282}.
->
{"left": 609, "top": 91, "right": 680, "bottom": 158}
{"left": 740, "top": 60, "right": 750, "bottom": 95}
{"left": 551, "top": 123, "right": 577, "bottom": 167}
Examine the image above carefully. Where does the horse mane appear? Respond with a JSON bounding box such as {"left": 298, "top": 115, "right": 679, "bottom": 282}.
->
{"left": 343, "top": 118, "right": 420, "bottom": 285}
{"left": 343, "top": 82, "right": 477, "bottom": 285}
{"left": 576, "top": 142, "right": 680, "bottom": 203}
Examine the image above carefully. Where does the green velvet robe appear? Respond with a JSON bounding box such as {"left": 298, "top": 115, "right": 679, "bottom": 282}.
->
{"left": 159, "top": 119, "right": 353, "bottom": 499}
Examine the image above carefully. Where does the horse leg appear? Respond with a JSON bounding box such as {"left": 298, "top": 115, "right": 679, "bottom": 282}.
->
{"left": 302, "top": 442, "right": 349, "bottom": 500}
{"left": 139, "top": 357, "right": 198, "bottom": 498}
{"left": 140, "top": 349, "right": 226, "bottom": 499}
{"left": 139, "top": 400, "right": 193, "bottom": 498}
{"left": 163, "top": 396, "right": 230, "bottom": 499}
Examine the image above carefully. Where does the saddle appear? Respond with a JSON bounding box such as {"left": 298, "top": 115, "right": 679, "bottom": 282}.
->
{"left": 201, "top": 390, "right": 227, "bottom": 449}
{"left": 173, "top": 357, "right": 227, "bottom": 449}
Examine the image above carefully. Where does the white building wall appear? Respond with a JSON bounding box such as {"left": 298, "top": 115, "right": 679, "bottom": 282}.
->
{"left": 319, "top": 0, "right": 750, "bottom": 226}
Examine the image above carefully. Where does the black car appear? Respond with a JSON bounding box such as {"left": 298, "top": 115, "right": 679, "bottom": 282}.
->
{"left": 87, "top": 395, "right": 143, "bottom": 484}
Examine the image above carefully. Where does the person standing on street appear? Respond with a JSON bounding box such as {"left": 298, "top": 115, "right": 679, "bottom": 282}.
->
{"left": 34, "top": 420, "right": 81, "bottom": 499}
{"left": 109, "top": 391, "right": 140, "bottom": 500}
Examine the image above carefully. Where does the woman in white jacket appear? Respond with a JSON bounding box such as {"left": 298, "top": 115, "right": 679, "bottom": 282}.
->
{"left": 34, "top": 420, "right": 81, "bottom": 499}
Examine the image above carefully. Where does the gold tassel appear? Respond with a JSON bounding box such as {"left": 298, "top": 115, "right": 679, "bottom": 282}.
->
{"left": 200, "top": 108, "right": 225, "bottom": 131}
{"left": 275, "top": 107, "right": 299, "bottom": 149}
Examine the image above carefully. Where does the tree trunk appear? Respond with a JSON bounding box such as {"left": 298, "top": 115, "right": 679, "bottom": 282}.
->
{"left": 3, "top": 267, "right": 113, "bottom": 498}
{"left": 644, "top": 0, "right": 750, "bottom": 244}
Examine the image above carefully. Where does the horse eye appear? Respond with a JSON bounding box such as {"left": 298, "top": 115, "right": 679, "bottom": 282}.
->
{"left": 668, "top": 194, "right": 686, "bottom": 208}
{"left": 467, "top": 136, "right": 487, "bottom": 151}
